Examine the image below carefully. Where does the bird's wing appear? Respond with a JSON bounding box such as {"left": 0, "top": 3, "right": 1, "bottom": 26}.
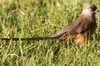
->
{"left": 53, "top": 17, "right": 94, "bottom": 37}
{"left": 75, "top": 19, "right": 95, "bottom": 34}
{"left": 52, "top": 18, "right": 82, "bottom": 37}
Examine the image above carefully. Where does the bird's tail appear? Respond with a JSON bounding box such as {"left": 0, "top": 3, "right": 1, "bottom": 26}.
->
{"left": 0, "top": 37, "right": 67, "bottom": 41}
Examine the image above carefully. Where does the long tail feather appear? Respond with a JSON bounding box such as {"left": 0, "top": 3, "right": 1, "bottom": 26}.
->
{"left": 0, "top": 37, "right": 67, "bottom": 41}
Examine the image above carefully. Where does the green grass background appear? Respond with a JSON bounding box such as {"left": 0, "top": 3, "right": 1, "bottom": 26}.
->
{"left": 0, "top": 0, "right": 100, "bottom": 66}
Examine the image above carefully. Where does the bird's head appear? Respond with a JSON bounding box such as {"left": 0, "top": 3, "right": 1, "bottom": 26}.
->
{"left": 82, "top": 3, "right": 98, "bottom": 15}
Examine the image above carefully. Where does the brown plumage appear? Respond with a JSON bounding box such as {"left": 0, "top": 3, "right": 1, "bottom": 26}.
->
{"left": 53, "top": 3, "right": 98, "bottom": 48}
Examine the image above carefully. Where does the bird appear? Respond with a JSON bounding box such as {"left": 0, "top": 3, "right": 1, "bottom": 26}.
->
{"left": 53, "top": 3, "right": 98, "bottom": 48}
{"left": 0, "top": 3, "right": 98, "bottom": 48}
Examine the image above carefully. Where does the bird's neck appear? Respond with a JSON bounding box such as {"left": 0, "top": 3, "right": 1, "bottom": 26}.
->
{"left": 81, "top": 9, "right": 92, "bottom": 16}
{"left": 80, "top": 9, "right": 96, "bottom": 21}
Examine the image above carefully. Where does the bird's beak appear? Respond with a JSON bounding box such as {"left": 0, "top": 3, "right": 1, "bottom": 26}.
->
{"left": 94, "top": 9, "right": 99, "bottom": 13}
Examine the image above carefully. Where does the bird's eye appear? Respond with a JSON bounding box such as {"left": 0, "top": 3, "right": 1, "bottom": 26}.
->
{"left": 92, "top": 7, "right": 97, "bottom": 11}
{"left": 92, "top": 8, "right": 95, "bottom": 11}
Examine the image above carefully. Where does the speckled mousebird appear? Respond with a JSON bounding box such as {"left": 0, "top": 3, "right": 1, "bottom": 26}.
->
{"left": 53, "top": 3, "right": 98, "bottom": 48}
